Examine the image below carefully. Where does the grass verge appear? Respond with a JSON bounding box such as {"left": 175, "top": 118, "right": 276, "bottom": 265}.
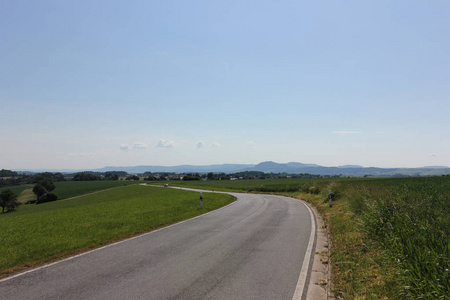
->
{"left": 0, "top": 185, "right": 234, "bottom": 277}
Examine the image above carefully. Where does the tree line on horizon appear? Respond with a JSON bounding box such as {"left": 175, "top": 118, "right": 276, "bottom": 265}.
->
{"left": 1, "top": 168, "right": 329, "bottom": 189}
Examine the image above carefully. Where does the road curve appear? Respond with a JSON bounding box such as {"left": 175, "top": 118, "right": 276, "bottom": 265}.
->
{"left": 0, "top": 192, "right": 314, "bottom": 300}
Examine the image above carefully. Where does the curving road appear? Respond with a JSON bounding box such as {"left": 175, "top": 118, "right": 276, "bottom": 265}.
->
{"left": 0, "top": 192, "right": 315, "bottom": 300}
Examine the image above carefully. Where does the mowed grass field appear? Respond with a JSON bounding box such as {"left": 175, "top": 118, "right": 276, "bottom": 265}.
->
{"left": 0, "top": 180, "right": 139, "bottom": 204}
{"left": 52, "top": 180, "right": 139, "bottom": 200}
{"left": 0, "top": 185, "right": 234, "bottom": 277}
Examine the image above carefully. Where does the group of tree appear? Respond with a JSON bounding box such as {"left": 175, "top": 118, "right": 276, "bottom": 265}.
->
{"left": 182, "top": 173, "right": 201, "bottom": 181}
{"left": 0, "top": 170, "right": 65, "bottom": 188}
{"left": 0, "top": 169, "right": 19, "bottom": 178}
{"left": 0, "top": 189, "right": 20, "bottom": 213}
{"left": 72, "top": 171, "right": 124, "bottom": 181}
{"left": 31, "top": 179, "right": 57, "bottom": 204}
{"left": 126, "top": 175, "right": 140, "bottom": 181}
{"left": 73, "top": 172, "right": 103, "bottom": 181}
{"left": 143, "top": 172, "right": 180, "bottom": 181}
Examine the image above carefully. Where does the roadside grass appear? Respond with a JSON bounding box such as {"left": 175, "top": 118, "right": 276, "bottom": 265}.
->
{"left": 0, "top": 185, "right": 234, "bottom": 277}
{"left": 165, "top": 176, "right": 450, "bottom": 299}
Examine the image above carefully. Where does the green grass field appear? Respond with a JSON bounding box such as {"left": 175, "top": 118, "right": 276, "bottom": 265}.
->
{"left": 0, "top": 185, "right": 234, "bottom": 276}
{"left": 1, "top": 180, "right": 139, "bottom": 204}
{"left": 0, "top": 184, "right": 34, "bottom": 199}
{"left": 53, "top": 180, "right": 139, "bottom": 199}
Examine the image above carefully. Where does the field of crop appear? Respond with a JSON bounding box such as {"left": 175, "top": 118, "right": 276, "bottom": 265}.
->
{"left": 0, "top": 185, "right": 234, "bottom": 276}
{"left": 162, "top": 176, "right": 450, "bottom": 299}
{"left": 155, "top": 177, "right": 341, "bottom": 193}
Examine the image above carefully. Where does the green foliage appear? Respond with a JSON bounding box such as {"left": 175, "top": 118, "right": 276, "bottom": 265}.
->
{"left": 0, "top": 185, "right": 234, "bottom": 274}
{"left": 0, "top": 169, "right": 18, "bottom": 177}
{"left": 38, "top": 192, "right": 58, "bottom": 204}
{"left": 29, "top": 172, "right": 65, "bottom": 183}
{"left": 0, "top": 189, "right": 20, "bottom": 213}
{"left": 32, "top": 184, "right": 46, "bottom": 199}
{"left": 104, "top": 172, "right": 119, "bottom": 180}
{"left": 73, "top": 172, "right": 102, "bottom": 181}
{"left": 37, "top": 179, "right": 55, "bottom": 192}
{"left": 357, "top": 178, "right": 450, "bottom": 298}
{"left": 182, "top": 173, "right": 201, "bottom": 181}
{"left": 32, "top": 179, "right": 57, "bottom": 204}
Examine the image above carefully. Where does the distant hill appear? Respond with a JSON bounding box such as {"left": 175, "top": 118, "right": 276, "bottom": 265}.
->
{"left": 338, "top": 165, "right": 364, "bottom": 169}
{"left": 12, "top": 162, "right": 450, "bottom": 177}
{"left": 95, "top": 164, "right": 254, "bottom": 174}
{"left": 92, "top": 161, "right": 449, "bottom": 177}
{"left": 422, "top": 166, "right": 449, "bottom": 169}
{"left": 248, "top": 161, "right": 450, "bottom": 177}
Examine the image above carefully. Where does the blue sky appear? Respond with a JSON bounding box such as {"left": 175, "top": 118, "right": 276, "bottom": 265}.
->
{"left": 1, "top": 0, "right": 449, "bottom": 170}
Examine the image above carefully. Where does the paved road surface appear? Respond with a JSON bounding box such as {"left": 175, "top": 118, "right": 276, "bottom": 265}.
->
{"left": 0, "top": 192, "right": 314, "bottom": 300}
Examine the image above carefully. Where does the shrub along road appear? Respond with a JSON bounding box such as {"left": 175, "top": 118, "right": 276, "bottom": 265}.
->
{"left": 0, "top": 192, "right": 315, "bottom": 300}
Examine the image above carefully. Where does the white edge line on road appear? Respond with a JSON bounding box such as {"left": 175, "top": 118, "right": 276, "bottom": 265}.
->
{"left": 0, "top": 192, "right": 237, "bottom": 284}
{"left": 292, "top": 200, "right": 316, "bottom": 300}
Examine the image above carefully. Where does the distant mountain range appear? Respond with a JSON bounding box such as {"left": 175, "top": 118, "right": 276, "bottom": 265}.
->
{"left": 13, "top": 161, "right": 450, "bottom": 177}
{"left": 92, "top": 161, "right": 449, "bottom": 176}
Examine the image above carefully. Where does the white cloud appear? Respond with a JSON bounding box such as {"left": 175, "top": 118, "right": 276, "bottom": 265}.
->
{"left": 211, "top": 142, "right": 220, "bottom": 148}
{"left": 332, "top": 131, "right": 362, "bottom": 134}
{"left": 120, "top": 142, "right": 148, "bottom": 151}
{"left": 133, "top": 142, "right": 148, "bottom": 149}
{"left": 246, "top": 141, "right": 255, "bottom": 147}
{"left": 157, "top": 139, "right": 175, "bottom": 148}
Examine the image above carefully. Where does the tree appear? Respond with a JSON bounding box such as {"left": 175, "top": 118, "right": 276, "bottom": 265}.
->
{"left": 38, "top": 192, "right": 58, "bottom": 204}
{"left": 0, "top": 189, "right": 20, "bottom": 213}
{"left": 32, "top": 184, "right": 47, "bottom": 201}
{"left": 126, "top": 175, "right": 140, "bottom": 181}
{"left": 32, "top": 179, "right": 57, "bottom": 204}
{"left": 38, "top": 179, "right": 55, "bottom": 193}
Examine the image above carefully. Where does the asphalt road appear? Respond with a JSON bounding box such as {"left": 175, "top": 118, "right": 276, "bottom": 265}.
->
{"left": 0, "top": 192, "right": 314, "bottom": 300}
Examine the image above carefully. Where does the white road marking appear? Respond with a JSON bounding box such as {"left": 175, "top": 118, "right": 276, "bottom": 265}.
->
{"left": 292, "top": 200, "right": 316, "bottom": 300}
{"left": 0, "top": 196, "right": 236, "bottom": 283}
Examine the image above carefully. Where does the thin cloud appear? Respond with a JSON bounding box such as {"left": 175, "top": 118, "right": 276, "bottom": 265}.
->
{"left": 133, "top": 142, "right": 148, "bottom": 149}
{"left": 157, "top": 139, "right": 175, "bottom": 148}
{"left": 211, "top": 142, "right": 220, "bottom": 148}
{"left": 120, "top": 142, "right": 148, "bottom": 151}
{"left": 431, "top": 153, "right": 437, "bottom": 158}
{"left": 120, "top": 144, "right": 130, "bottom": 151}
{"left": 332, "top": 131, "right": 362, "bottom": 134}
{"left": 246, "top": 141, "right": 255, "bottom": 147}
{"left": 69, "top": 150, "right": 108, "bottom": 157}
{"left": 197, "top": 141, "right": 205, "bottom": 149}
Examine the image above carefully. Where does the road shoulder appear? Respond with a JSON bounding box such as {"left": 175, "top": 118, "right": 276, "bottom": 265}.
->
{"left": 301, "top": 200, "right": 331, "bottom": 300}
